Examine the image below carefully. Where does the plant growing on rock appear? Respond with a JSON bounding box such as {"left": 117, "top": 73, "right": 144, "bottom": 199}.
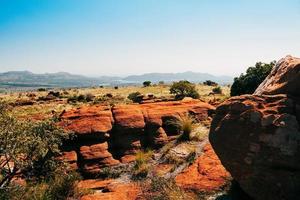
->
{"left": 132, "top": 150, "right": 153, "bottom": 179}
{"left": 168, "top": 114, "right": 197, "bottom": 141}
{"left": 170, "top": 80, "right": 200, "bottom": 100}
{"left": 140, "top": 176, "right": 196, "bottom": 200}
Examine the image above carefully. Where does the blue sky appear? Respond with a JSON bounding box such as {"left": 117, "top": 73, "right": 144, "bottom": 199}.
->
{"left": 0, "top": 0, "right": 300, "bottom": 76}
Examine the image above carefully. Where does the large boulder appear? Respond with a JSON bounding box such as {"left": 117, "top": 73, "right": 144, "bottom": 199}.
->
{"left": 210, "top": 56, "right": 300, "bottom": 200}
{"left": 254, "top": 55, "right": 300, "bottom": 97}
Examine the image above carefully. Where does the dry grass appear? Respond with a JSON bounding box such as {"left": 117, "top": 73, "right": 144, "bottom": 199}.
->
{"left": 0, "top": 84, "right": 230, "bottom": 119}
{"left": 132, "top": 150, "right": 154, "bottom": 179}
{"left": 139, "top": 177, "right": 198, "bottom": 200}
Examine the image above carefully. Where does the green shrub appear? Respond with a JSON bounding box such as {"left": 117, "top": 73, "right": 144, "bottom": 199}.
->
{"left": 203, "top": 80, "right": 218, "bottom": 86}
{"left": 230, "top": 61, "right": 276, "bottom": 96}
{"left": 67, "top": 93, "right": 94, "bottom": 103}
{"left": 127, "top": 92, "right": 143, "bottom": 103}
{"left": 37, "top": 88, "right": 47, "bottom": 92}
{"left": 0, "top": 100, "right": 69, "bottom": 188}
{"left": 212, "top": 86, "right": 222, "bottom": 94}
{"left": 143, "top": 81, "right": 152, "bottom": 87}
{"left": 170, "top": 80, "right": 200, "bottom": 100}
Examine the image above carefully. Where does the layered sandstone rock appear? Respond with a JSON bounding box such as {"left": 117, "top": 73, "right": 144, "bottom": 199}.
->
{"left": 59, "top": 99, "right": 214, "bottom": 175}
{"left": 210, "top": 56, "right": 300, "bottom": 200}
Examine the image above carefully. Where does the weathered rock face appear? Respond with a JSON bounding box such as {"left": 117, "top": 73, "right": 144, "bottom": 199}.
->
{"left": 59, "top": 99, "right": 214, "bottom": 175}
{"left": 254, "top": 55, "right": 300, "bottom": 97}
{"left": 210, "top": 56, "right": 300, "bottom": 200}
{"left": 175, "top": 143, "right": 230, "bottom": 191}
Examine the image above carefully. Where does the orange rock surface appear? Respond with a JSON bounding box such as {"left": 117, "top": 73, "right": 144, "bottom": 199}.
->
{"left": 80, "top": 181, "right": 140, "bottom": 200}
{"left": 175, "top": 143, "right": 230, "bottom": 191}
{"left": 59, "top": 105, "right": 113, "bottom": 135}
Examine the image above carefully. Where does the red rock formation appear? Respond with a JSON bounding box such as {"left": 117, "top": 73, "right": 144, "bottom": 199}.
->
{"left": 79, "top": 180, "right": 140, "bottom": 200}
{"left": 59, "top": 99, "right": 214, "bottom": 175}
{"left": 209, "top": 55, "right": 300, "bottom": 200}
{"left": 254, "top": 55, "right": 300, "bottom": 97}
{"left": 60, "top": 105, "right": 113, "bottom": 136}
{"left": 175, "top": 143, "right": 230, "bottom": 191}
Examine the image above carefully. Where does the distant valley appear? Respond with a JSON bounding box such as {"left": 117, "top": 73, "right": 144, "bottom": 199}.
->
{"left": 0, "top": 70, "right": 233, "bottom": 91}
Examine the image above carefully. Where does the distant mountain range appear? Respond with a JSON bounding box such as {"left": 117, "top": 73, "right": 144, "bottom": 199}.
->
{"left": 0, "top": 71, "right": 233, "bottom": 90}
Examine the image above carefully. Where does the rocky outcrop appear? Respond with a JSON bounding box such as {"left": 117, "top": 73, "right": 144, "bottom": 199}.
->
{"left": 210, "top": 56, "right": 300, "bottom": 200}
{"left": 175, "top": 143, "right": 230, "bottom": 191}
{"left": 59, "top": 99, "right": 214, "bottom": 175}
{"left": 254, "top": 55, "right": 300, "bottom": 97}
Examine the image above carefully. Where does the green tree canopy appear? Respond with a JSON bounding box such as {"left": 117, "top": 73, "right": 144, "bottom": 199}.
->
{"left": 230, "top": 61, "right": 276, "bottom": 96}
{"left": 170, "top": 80, "right": 200, "bottom": 100}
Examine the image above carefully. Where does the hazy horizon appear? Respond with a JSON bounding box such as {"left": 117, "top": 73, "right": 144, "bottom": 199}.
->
{"left": 1, "top": 0, "right": 300, "bottom": 77}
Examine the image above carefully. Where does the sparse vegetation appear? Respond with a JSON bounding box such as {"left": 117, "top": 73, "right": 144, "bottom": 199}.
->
{"left": 140, "top": 177, "right": 196, "bottom": 200}
{"left": 230, "top": 61, "right": 276, "bottom": 96}
{"left": 132, "top": 150, "right": 153, "bottom": 179}
{"left": 212, "top": 86, "right": 222, "bottom": 94}
{"left": 96, "top": 167, "right": 124, "bottom": 179}
{"left": 170, "top": 81, "right": 200, "bottom": 100}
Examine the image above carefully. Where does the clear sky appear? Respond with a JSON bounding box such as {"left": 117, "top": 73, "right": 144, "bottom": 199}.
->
{"left": 0, "top": 0, "right": 300, "bottom": 77}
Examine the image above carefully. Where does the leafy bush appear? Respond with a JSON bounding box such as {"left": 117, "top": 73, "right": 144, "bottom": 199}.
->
{"left": 0, "top": 101, "right": 69, "bottom": 188}
{"left": 127, "top": 92, "right": 143, "bottom": 103}
{"left": 169, "top": 80, "right": 200, "bottom": 100}
{"left": 67, "top": 93, "right": 94, "bottom": 103}
{"left": 212, "top": 86, "right": 222, "bottom": 94}
{"left": 37, "top": 88, "right": 47, "bottom": 92}
{"left": 203, "top": 80, "right": 218, "bottom": 86}
{"left": 143, "top": 81, "right": 152, "bottom": 87}
{"left": 230, "top": 61, "right": 276, "bottom": 96}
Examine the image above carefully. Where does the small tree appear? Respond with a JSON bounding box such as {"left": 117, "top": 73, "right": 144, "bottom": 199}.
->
{"left": 231, "top": 61, "right": 276, "bottom": 96}
{"left": 203, "top": 80, "right": 217, "bottom": 86}
{"left": 143, "top": 81, "right": 151, "bottom": 87}
{"left": 0, "top": 101, "right": 69, "bottom": 188}
{"left": 128, "top": 92, "right": 143, "bottom": 103}
{"left": 170, "top": 80, "right": 200, "bottom": 100}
